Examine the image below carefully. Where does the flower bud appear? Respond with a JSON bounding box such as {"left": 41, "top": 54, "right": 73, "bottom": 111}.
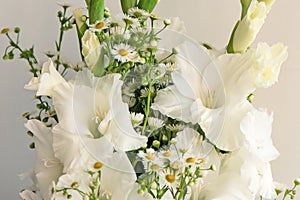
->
{"left": 89, "top": 0, "right": 104, "bottom": 24}
{"left": 14, "top": 27, "right": 20, "bottom": 33}
{"left": 138, "top": 0, "right": 158, "bottom": 13}
{"left": 121, "top": 0, "right": 137, "bottom": 14}
{"left": 164, "top": 19, "right": 171, "bottom": 26}
{"left": 152, "top": 140, "right": 160, "bottom": 148}
{"left": 294, "top": 178, "right": 300, "bottom": 186}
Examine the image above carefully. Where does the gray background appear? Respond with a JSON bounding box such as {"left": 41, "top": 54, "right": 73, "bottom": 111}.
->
{"left": 1, "top": 0, "right": 299, "bottom": 199}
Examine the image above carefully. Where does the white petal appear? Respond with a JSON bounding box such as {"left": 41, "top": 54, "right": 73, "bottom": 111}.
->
{"left": 20, "top": 190, "right": 41, "bottom": 200}
{"left": 24, "top": 120, "right": 63, "bottom": 200}
{"left": 240, "top": 109, "right": 279, "bottom": 161}
{"left": 37, "top": 60, "right": 66, "bottom": 96}
{"left": 152, "top": 85, "right": 195, "bottom": 123}
{"left": 199, "top": 172, "right": 254, "bottom": 200}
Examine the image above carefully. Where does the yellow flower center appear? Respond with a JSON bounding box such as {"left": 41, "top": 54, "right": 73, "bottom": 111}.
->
{"left": 150, "top": 13, "right": 158, "bottom": 19}
{"left": 151, "top": 164, "right": 161, "bottom": 171}
{"left": 186, "top": 157, "right": 196, "bottom": 163}
{"left": 163, "top": 152, "right": 172, "bottom": 157}
{"left": 93, "top": 161, "right": 103, "bottom": 169}
{"left": 118, "top": 48, "right": 129, "bottom": 57}
{"left": 145, "top": 154, "right": 155, "bottom": 161}
{"left": 71, "top": 181, "right": 79, "bottom": 188}
{"left": 165, "top": 174, "right": 175, "bottom": 183}
{"left": 1, "top": 28, "right": 10, "bottom": 34}
{"left": 95, "top": 21, "right": 105, "bottom": 29}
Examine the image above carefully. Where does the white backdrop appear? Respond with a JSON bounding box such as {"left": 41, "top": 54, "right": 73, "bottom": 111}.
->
{"left": 0, "top": 0, "right": 299, "bottom": 199}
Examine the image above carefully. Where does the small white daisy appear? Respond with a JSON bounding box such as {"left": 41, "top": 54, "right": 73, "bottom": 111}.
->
{"left": 130, "top": 112, "right": 144, "bottom": 127}
{"left": 90, "top": 19, "right": 109, "bottom": 32}
{"left": 166, "top": 124, "right": 185, "bottom": 132}
{"left": 128, "top": 7, "right": 150, "bottom": 19}
{"left": 165, "top": 62, "right": 175, "bottom": 71}
{"left": 148, "top": 117, "right": 164, "bottom": 130}
{"left": 123, "top": 15, "right": 139, "bottom": 28}
{"left": 111, "top": 43, "right": 137, "bottom": 63}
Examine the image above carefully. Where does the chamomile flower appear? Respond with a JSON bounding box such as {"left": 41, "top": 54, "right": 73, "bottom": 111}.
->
{"left": 165, "top": 62, "right": 175, "bottom": 71}
{"left": 123, "top": 15, "right": 139, "bottom": 28}
{"left": 128, "top": 7, "right": 150, "bottom": 19}
{"left": 111, "top": 43, "right": 137, "bottom": 63}
{"left": 130, "top": 112, "right": 144, "bottom": 127}
{"left": 148, "top": 117, "right": 165, "bottom": 130}
{"left": 166, "top": 124, "right": 185, "bottom": 132}
{"left": 90, "top": 19, "right": 109, "bottom": 32}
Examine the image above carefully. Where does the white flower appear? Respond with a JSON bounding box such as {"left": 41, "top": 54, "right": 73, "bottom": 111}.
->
{"left": 166, "top": 124, "right": 185, "bottom": 132}
{"left": 128, "top": 7, "right": 150, "bottom": 18}
{"left": 240, "top": 108, "right": 279, "bottom": 162}
{"left": 82, "top": 30, "right": 101, "bottom": 70}
{"left": 198, "top": 172, "right": 254, "bottom": 200}
{"left": 251, "top": 42, "right": 288, "bottom": 88}
{"left": 53, "top": 152, "right": 139, "bottom": 200}
{"left": 111, "top": 43, "right": 138, "bottom": 63}
{"left": 53, "top": 172, "right": 91, "bottom": 200}
{"left": 50, "top": 69, "right": 147, "bottom": 155}
{"left": 89, "top": 19, "right": 109, "bottom": 32}
{"left": 148, "top": 117, "right": 164, "bottom": 130}
{"left": 123, "top": 15, "right": 140, "bottom": 28}
{"left": 24, "top": 119, "right": 63, "bottom": 200}
{"left": 219, "top": 149, "right": 277, "bottom": 199}
{"left": 152, "top": 45, "right": 255, "bottom": 151}
{"left": 24, "top": 60, "right": 66, "bottom": 96}
{"left": 231, "top": 1, "right": 272, "bottom": 53}
{"left": 130, "top": 112, "right": 144, "bottom": 127}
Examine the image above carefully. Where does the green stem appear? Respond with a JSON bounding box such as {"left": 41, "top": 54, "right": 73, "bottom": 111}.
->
{"left": 142, "top": 81, "right": 153, "bottom": 135}
{"left": 6, "top": 33, "right": 38, "bottom": 77}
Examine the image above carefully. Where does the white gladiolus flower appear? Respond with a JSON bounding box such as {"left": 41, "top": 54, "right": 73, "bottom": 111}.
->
{"left": 240, "top": 109, "right": 279, "bottom": 162}
{"left": 232, "top": 1, "right": 271, "bottom": 53}
{"left": 82, "top": 30, "right": 101, "bottom": 70}
{"left": 219, "top": 148, "right": 277, "bottom": 199}
{"left": 152, "top": 45, "right": 255, "bottom": 151}
{"left": 251, "top": 42, "right": 288, "bottom": 88}
{"left": 48, "top": 71, "right": 148, "bottom": 174}
{"left": 24, "top": 120, "right": 63, "bottom": 200}
{"left": 24, "top": 60, "right": 66, "bottom": 96}
{"left": 198, "top": 172, "right": 254, "bottom": 200}
{"left": 30, "top": 62, "right": 147, "bottom": 172}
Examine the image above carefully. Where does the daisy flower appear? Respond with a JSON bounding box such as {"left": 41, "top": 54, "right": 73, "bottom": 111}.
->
{"left": 128, "top": 7, "right": 150, "bottom": 19}
{"left": 111, "top": 43, "right": 137, "bottom": 63}
{"left": 123, "top": 15, "right": 140, "bottom": 28}
{"left": 90, "top": 19, "right": 109, "bottom": 32}
{"left": 130, "top": 112, "right": 144, "bottom": 127}
{"left": 148, "top": 117, "right": 165, "bottom": 130}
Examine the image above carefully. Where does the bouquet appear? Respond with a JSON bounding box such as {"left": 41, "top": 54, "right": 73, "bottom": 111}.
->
{"left": 1, "top": 0, "right": 299, "bottom": 199}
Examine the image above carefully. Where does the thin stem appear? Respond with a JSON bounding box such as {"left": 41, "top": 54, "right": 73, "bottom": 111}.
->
{"left": 142, "top": 81, "right": 153, "bottom": 135}
{"left": 6, "top": 33, "right": 38, "bottom": 77}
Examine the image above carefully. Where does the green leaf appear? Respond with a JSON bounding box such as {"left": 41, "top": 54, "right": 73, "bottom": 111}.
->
{"left": 138, "top": 0, "right": 158, "bottom": 12}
